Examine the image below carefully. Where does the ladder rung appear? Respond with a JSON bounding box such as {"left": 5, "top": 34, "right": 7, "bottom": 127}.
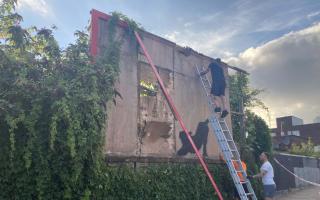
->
{"left": 246, "top": 193, "right": 254, "bottom": 196}
{"left": 231, "top": 159, "right": 242, "bottom": 163}
{"left": 240, "top": 181, "right": 248, "bottom": 184}
{"left": 202, "top": 82, "right": 209, "bottom": 86}
{"left": 230, "top": 149, "right": 237, "bottom": 151}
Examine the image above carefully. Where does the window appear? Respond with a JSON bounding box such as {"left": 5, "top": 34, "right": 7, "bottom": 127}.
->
{"left": 292, "top": 130, "right": 300, "bottom": 136}
{"left": 281, "top": 131, "right": 285, "bottom": 136}
{"left": 292, "top": 116, "right": 303, "bottom": 126}
{"left": 270, "top": 132, "right": 276, "bottom": 137}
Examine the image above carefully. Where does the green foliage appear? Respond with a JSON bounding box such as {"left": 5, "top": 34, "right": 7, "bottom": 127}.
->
{"left": 229, "top": 72, "right": 272, "bottom": 156}
{"left": 229, "top": 72, "right": 268, "bottom": 144}
{"left": 108, "top": 11, "right": 143, "bottom": 45}
{"left": 101, "top": 164, "right": 234, "bottom": 200}
{"left": 229, "top": 72, "right": 272, "bottom": 199}
{"left": 246, "top": 111, "right": 272, "bottom": 160}
{"left": 229, "top": 72, "right": 266, "bottom": 110}
{"left": 289, "top": 138, "right": 320, "bottom": 157}
{"left": 0, "top": 2, "right": 121, "bottom": 199}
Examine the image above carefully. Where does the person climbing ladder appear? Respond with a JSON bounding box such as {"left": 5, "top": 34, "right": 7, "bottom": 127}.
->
{"left": 200, "top": 58, "right": 229, "bottom": 118}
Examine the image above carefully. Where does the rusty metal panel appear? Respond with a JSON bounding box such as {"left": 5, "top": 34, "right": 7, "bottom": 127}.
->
{"left": 101, "top": 19, "right": 139, "bottom": 156}
{"left": 94, "top": 14, "right": 232, "bottom": 162}
{"left": 104, "top": 58, "right": 138, "bottom": 155}
{"left": 138, "top": 33, "right": 174, "bottom": 71}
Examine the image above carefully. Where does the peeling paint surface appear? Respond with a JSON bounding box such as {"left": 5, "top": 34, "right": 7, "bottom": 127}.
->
{"left": 98, "top": 18, "right": 232, "bottom": 161}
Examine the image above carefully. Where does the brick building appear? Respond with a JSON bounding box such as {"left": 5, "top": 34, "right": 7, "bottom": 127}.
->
{"left": 271, "top": 116, "right": 320, "bottom": 150}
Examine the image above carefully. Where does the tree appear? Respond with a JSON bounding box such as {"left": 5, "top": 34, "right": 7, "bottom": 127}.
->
{"left": 229, "top": 72, "right": 271, "bottom": 199}
{"left": 0, "top": 1, "right": 124, "bottom": 199}
{"left": 229, "top": 72, "right": 269, "bottom": 141}
{"left": 229, "top": 72, "right": 272, "bottom": 159}
{"left": 229, "top": 72, "right": 267, "bottom": 143}
{"left": 246, "top": 111, "right": 272, "bottom": 160}
{"left": 290, "top": 138, "right": 319, "bottom": 157}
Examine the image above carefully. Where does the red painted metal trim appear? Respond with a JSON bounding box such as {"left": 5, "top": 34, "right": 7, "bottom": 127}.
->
{"left": 89, "top": 9, "right": 100, "bottom": 57}
{"left": 134, "top": 31, "right": 224, "bottom": 200}
{"left": 90, "top": 9, "right": 130, "bottom": 57}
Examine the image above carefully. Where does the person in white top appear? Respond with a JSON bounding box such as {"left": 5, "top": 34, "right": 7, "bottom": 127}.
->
{"left": 251, "top": 152, "right": 276, "bottom": 200}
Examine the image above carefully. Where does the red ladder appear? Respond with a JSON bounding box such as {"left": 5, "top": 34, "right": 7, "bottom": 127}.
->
{"left": 135, "top": 31, "right": 223, "bottom": 200}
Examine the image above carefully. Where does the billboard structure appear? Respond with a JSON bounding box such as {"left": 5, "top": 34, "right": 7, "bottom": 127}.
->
{"left": 90, "top": 9, "right": 233, "bottom": 163}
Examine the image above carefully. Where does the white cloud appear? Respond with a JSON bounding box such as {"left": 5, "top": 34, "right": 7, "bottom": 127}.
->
{"left": 227, "top": 23, "right": 320, "bottom": 127}
{"left": 17, "top": 0, "right": 51, "bottom": 16}
{"left": 307, "top": 11, "right": 320, "bottom": 19}
{"left": 164, "top": 28, "right": 238, "bottom": 59}
{"left": 183, "top": 22, "right": 193, "bottom": 28}
{"left": 164, "top": 31, "right": 180, "bottom": 42}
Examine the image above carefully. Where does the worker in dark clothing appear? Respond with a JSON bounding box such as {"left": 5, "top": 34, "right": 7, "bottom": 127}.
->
{"left": 200, "top": 58, "right": 228, "bottom": 118}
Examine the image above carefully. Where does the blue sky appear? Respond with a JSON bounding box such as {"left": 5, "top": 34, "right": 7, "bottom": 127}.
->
{"left": 17, "top": 0, "right": 320, "bottom": 56}
{"left": 15, "top": 0, "right": 320, "bottom": 126}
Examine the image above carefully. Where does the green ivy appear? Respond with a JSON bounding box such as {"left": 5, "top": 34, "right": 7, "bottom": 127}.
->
{"left": 101, "top": 164, "right": 234, "bottom": 200}
{"left": 229, "top": 72, "right": 273, "bottom": 199}
{"left": 0, "top": 1, "right": 123, "bottom": 199}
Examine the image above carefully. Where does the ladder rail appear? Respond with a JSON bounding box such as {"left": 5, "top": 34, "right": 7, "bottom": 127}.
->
{"left": 218, "top": 119, "right": 257, "bottom": 196}
{"left": 196, "top": 65, "right": 257, "bottom": 200}
{"left": 214, "top": 118, "right": 257, "bottom": 199}
{"left": 210, "top": 110, "right": 249, "bottom": 199}
{"left": 212, "top": 117, "right": 255, "bottom": 199}
{"left": 218, "top": 117, "right": 257, "bottom": 197}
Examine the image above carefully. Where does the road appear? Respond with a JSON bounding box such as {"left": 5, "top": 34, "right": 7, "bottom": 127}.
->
{"left": 277, "top": 186, "right": 320, "bottom": 200}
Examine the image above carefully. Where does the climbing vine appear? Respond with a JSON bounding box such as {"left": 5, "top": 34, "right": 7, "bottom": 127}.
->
{"left": 229, "top": 72, "right": 271, "bottom": 199}
{"left": 0, "top": 1, "right": 140, "bottom": 199}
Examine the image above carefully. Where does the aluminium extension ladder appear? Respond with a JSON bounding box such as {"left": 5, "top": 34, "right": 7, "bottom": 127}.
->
{"left": 196, "top": 65, "right": 257, "bottom": 200}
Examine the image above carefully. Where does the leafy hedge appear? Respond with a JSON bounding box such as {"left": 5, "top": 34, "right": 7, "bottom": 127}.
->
{"left": 0, "top": 1, "right": 121, "bottom": 199}
{"left": 101, "top": 164, "right": 234, "bottom": 200}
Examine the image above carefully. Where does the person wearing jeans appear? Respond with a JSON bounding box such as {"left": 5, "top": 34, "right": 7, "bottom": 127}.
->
{"left": 250, "top": 152, "right": 276, "bottom": 200}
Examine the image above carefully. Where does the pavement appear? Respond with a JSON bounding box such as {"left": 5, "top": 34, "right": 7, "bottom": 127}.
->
{"left": 277, "top": 186, "right": 320, "bottom": 200}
